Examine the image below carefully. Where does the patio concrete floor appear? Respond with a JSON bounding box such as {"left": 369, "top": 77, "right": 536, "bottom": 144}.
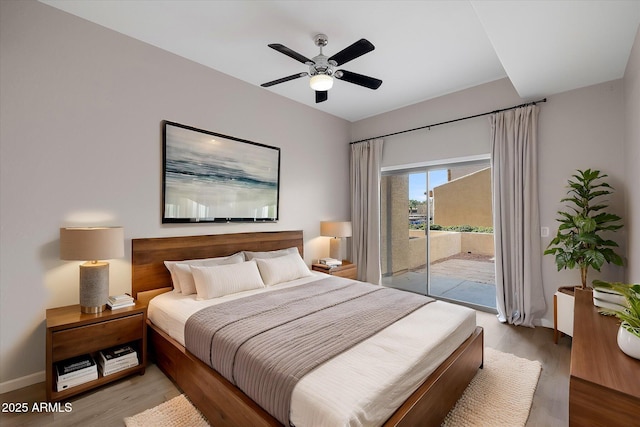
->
{"left": 382, "top": 253, "right": 497, "bottom": 309}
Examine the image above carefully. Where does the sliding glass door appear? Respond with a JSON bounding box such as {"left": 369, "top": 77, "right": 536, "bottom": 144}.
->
{"left": 381, "top": 159, "right": 496, "bottom": 311}
{"left": 381, "top": 171, "right": 429, "bottom": 295}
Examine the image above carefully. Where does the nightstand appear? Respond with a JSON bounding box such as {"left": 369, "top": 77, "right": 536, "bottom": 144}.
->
{"left": 312, "top": 261, "right": 358, "bottom": 280}
{"left": 46, "top": 301, "right": 147, "bottom": 401}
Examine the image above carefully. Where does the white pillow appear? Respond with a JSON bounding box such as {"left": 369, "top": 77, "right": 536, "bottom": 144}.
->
{"left": 190, "top": 260, "right": 265, "bottom": 299}
{"left": 164, "top": 253, "right": 244, "bottom": 293}
{"left": 164, "top": 260, "right": 184, "bottom": 292}
{"left": 255, "top": 252, "right": 312, "bottom": 286}
{"left": 172, "top": 264, "right": 199, "bottom": 295}
{"left": 243, "top": 247, "right": 299, "bottom": 260}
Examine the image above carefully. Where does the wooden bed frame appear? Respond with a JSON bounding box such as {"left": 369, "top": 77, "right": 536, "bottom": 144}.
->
{"left": 132, "top": 230, "right": 483, "bottom": 427}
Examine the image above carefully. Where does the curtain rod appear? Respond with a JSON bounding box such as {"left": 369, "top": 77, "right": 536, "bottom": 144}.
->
{"left": 350, "top": 98, "right": 547, "bottom": 145}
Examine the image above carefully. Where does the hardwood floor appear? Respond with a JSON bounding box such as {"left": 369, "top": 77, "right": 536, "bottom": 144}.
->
{"left": 0, "top": 364, "right": 180, "bottom": 427}
{"left": 0, "top": 310, "right": 571, "bottom": 426}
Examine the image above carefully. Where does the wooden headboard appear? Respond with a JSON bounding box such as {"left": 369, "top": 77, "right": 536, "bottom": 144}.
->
{"left": 131, "top": 230, "right": 303, "bottom": 303}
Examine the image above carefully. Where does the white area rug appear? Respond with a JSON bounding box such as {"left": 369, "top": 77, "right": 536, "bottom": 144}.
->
{"left": 124, "top": 394, "right": 208, "bottom": 427}
{"left": 443, "top": 347, "right": 542, "bottom": 427}
{"left": 124, "top": 348, "right": 541, "bottom": 427}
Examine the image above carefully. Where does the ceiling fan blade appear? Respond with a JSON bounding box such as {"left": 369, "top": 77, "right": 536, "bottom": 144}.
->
{"left": 328, "top": 39, "right": 375, "bottom": 66}
{"left": 336, "top": 70, "right": 382, "bottom": 90}
{"left": 268, "top": 43, "right": 314, "bottom": 64}
{"left": 261, "top": 73, "right": 308, "bottom": 87}
{"left": 316, "top": 90, "right": 328, "bottom": 103}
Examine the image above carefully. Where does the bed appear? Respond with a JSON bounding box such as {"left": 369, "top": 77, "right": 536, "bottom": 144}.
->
{"left": 132, "top": 230, "right": 483, "bottom": 427}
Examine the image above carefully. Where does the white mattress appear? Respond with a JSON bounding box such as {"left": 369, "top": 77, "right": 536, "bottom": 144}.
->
{"left": 148, "top": 272, "right": 476, "bottom": 427}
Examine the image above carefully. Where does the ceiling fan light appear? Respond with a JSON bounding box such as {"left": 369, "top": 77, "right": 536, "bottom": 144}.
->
{"left": 310, "top": 74, "right": 333, "bottom": 91}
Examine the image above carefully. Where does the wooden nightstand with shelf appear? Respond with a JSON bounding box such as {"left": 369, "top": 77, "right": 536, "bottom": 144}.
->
{"left": 45, "top": 301, "right": 147, "bottom": 401}
{"left": 312, "top": 261, "right": 358, "bottom": 280}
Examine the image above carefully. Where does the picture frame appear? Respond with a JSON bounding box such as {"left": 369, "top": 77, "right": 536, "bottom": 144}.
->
{"left": 162, "top": 121, "right": 280, "bottom": 223}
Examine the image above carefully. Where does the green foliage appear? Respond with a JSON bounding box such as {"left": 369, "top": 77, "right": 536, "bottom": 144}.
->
{"left": 429, "top": 224, "right": 493, "bottom": 233}
{"left": 544, "top": 169, "right": 624, "bottom": 288}
{"left": 408, "top": 199, "right": 426, "bottom": 212}
{"left": 593, "top": 280, "right": 640, "bottom": 338}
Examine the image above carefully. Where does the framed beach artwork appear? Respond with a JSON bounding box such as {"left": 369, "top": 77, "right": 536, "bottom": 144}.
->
{"left": 162, "top": 121, "right": 280, "bottom": 223}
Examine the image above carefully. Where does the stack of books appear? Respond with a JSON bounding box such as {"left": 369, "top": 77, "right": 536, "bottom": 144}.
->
{"left": 593, "top": 287, "right": 628, "bottom": 311}
{"left": 55, "top": 354, "right": 98, "bottom": 392}
{"left": 319, "top": 258, "right": 342, "bottom": 268}
{"left": 98, "top": 344, "right": 139, "bottom": 376}
{"left": 107, "top": 294, "right": 134, "bottom": 310}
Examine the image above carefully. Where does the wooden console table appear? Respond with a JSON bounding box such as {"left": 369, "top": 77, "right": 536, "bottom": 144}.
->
{"left": 569, "top": 288, "right": 640, "bottom": 426}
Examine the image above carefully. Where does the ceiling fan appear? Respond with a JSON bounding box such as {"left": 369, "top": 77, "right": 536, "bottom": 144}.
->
{"left": 261, "top": 34, "right": 382, "bottom": 103}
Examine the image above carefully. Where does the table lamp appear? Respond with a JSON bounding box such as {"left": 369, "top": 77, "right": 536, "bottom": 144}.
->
{"left": 320, "top": 221, "right": 352, "bottom": 261}
{"left": 60, "top": 227, "right": 124, "bottom": 313}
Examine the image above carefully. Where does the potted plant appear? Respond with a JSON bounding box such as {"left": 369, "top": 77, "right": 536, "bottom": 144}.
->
{"left": 544, "top": 169, "right": 624, "bottom": 288}
{"left": 545, "top": 169, "right": 624, "bottom": 341}
{"left": 593, "top": 280, "right": 640, "bottom": 359}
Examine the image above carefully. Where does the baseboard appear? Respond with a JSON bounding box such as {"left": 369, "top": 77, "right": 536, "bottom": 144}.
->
{"left": 536, "top": 318, "right": 554, "bottom": 329}
{"left": 0, "top": 370, "right": 45, "bottom": 394}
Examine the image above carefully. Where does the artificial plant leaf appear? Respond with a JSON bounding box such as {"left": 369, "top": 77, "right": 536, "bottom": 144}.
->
{"left": 587, "top": 190, "right": 613, "bottom": 200}
{"left": 574, "top": 217, "right": 596, "bottom": 232}
{"left": 577, "top": 233, "right": 598, "bottom": 245}
{"left": 585, "top": 250, "right": 606, "bottom": 270}
{"left": 599, "top": 239, "right": 620, "bottom": 247}
{"left": 594, "top": 212, "right": 622, "bottom": 223}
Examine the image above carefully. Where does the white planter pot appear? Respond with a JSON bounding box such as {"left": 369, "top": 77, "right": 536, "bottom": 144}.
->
{"left": 555, "top": 288, "right": 575, "bottom": 337}
{"left": 617, "top": 324, "right": 640, "bottom": 360}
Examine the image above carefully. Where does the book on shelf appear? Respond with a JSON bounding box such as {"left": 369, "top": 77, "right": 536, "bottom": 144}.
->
{"left": 98, "top": 344, "right": 139, "bottom": 375}
{"left": 55, "top": 354, "right": 97, "bottom": 382}
{"left": 98, "top": 358, "right": 139, "bottom": 376}
{"left": 99, "top": 352, "right": 137, "bottom": 368}
{"left": 56, "top": 370, "right": 98, "bottom": 392}
{"left": 100, "top": 344, "right": 137, "bottom": 362}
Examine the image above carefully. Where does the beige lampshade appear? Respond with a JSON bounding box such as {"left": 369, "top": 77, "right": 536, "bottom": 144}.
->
{"left": 60, "top": 227, "right": 124, "bottom": 313}
{"left": 60, "top": 227, "right": 124, "bottom": 261}
{"left": 320, "top": 221, "right": 352, "bottom": 238}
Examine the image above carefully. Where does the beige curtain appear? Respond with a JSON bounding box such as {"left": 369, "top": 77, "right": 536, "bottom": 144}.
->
{"left": 491, "top": 106, "right": 546, "bottom": 327}
{"left": 350, "top": 139, "right": 383, "bottom": 284}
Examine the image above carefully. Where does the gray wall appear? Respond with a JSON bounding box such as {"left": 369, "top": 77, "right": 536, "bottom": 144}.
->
{"left": 352, "top": 77, "right": 629, "bottom": 328}
{"left": 0, "top": 0, "right": 351, "bottom": 387}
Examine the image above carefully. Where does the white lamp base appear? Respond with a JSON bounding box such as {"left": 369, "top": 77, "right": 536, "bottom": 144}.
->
{"left": 79, "top": 262, "right": 109, "bottom": 313}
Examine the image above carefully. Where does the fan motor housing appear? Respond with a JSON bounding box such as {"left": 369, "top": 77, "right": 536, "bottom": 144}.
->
{"left": 310, "top": 54, "right": 335, "bottom": 77}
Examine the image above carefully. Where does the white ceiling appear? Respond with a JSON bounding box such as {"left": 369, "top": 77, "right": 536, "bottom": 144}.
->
{"left": 41, "top": 0, "right": 640, "bottom": 122}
